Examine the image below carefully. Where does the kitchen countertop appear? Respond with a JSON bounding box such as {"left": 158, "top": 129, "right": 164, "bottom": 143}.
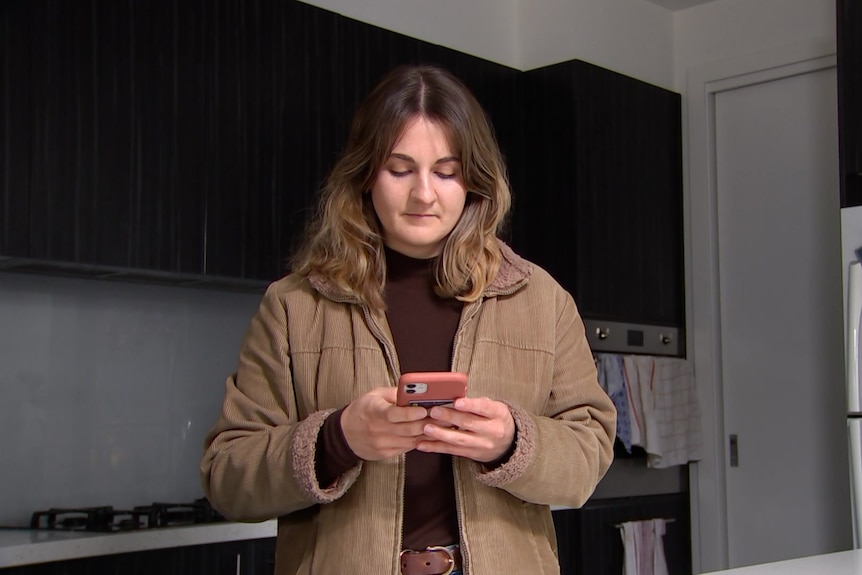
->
{"left": 701, "top": 549, "right": 862, "bottom": 574}
{"left": 0, "top": 520, "right": 278, "bottom": 568}
{"left": 0, "top": 504, "right": 598, "bottom": 569}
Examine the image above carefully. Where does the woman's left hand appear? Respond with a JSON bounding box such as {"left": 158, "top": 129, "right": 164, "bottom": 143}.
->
{"left": 416, "top": 397, "right": 515, "bottom": 463}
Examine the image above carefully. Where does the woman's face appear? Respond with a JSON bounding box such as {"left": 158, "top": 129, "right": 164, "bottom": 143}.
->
{"left": 371, "top": 116, "right": 467, "bottom": 259}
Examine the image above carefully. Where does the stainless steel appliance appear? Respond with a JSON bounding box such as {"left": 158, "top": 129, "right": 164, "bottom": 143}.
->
{"left": 843, "top": 205, "right": 862, "bottom": 549}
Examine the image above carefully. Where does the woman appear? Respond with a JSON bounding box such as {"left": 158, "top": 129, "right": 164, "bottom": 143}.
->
{"left": 200, "top": 64, "right": 616, "bottom": 575}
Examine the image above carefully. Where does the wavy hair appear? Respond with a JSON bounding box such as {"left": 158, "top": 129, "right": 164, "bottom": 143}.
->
{"left": 291, "top": 65, "right": 512, "bottom": 312}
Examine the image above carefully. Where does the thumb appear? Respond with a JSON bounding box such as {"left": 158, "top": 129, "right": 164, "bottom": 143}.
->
{"left": 369, "top": 386, "right": 398, "bottom": 404}
{"left": 378, "top": 386, "right": 398, "bottom": 404}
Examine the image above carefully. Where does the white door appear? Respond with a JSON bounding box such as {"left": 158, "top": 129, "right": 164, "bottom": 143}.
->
{"left": 714, "top": 66, "right": 849, "bottom": 567}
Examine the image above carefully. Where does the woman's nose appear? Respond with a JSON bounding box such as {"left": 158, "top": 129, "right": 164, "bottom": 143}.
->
{"left": 410, "top": 173, "right": 435, "bottom": 203}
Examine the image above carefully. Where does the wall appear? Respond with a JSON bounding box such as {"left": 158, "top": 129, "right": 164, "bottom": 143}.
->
{"left": 674, "top": 0, "right": 838, "bottom": 571}
{"left": 516, "top": 0, "right": 673, "bottom": 88}
{"left": 0, "top": 272, "right": 260, "bottom": 525}
{"left": 297, "top": 0, "right": 519, "bottom": 69}
{"left": 299, "top": 0, "right": 676, "bottom": 89}
{"left": 673, "top": 0, "right": 836, "bottom": 92}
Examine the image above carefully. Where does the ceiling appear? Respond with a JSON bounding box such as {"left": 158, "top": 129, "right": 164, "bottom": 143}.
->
{"left": 643, "top": 0, "right": 718, "bottom": 11}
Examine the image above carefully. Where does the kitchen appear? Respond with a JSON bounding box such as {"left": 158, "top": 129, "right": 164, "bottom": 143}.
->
{"left": 0, "top": 0, "right": 855, "bottom": 573}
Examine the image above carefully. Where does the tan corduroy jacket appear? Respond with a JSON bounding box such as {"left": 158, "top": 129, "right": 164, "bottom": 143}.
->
{"left": 200, "top": 242, "right": 616, "bottom": 575}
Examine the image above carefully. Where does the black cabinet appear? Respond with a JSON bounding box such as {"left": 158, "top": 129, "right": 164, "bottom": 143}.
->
{"left": 0, "top": 0, "right": 521, "bottom": 285}
{"left": 0, "top": 1, "right": 32, "bottom": 259}
{"left": 839, "top": 0, "right": 862, "bottom": 207}
{"left": 509, "top": 61, "right": 684, "bottom": 327}
{"left": 3, "top": 0, "right": 206, "bottom": 273}
{"left": 1, "top": 1, "right": 683, "bottom": 326}
{"left": 552, "top": 494, "right": 691, "bottom": 575}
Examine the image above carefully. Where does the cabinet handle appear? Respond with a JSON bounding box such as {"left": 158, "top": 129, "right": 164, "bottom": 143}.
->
{"left": 659, "top": 333, "right": 673, "bottom": 345}
{"left": 236, "top": 553, "right": 241, "bottom": 575}
{"left": 596, "top": 327, "right": 610, "bottom": 340}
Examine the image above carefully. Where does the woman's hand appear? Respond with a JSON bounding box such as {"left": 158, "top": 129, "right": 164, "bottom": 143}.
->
{"left": 416, "top": 397, "right": 515, "bottom": 463}
{"left": 340, "top": 387, "right": 429, "bottom": 461}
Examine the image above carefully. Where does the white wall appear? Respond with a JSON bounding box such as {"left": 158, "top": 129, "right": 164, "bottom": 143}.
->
{"left": 299, "top": 0, "right": 675, "bottom": 89}
{"left": 297, "top": 0, "right": 520, "bottom": 71}
{"left": 673, "top": 0, "right": 836, "bottom": 92}
{"left": 516, "top": 0, "right": 673, "bottom": 88}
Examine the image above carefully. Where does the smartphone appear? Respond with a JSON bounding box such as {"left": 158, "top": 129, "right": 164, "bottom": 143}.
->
{"left": 395, "top": 371, "right": 468, "bottom": 407}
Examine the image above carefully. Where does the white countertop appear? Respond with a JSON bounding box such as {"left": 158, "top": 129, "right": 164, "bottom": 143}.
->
{"left": 701, "top": 549, "right": 862, "bottom": 575}
{"left": 0, "top": 520, "right": 278, "bottom": 568}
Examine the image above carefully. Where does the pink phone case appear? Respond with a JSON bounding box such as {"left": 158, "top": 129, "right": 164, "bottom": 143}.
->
{"left": 396, "top": 371, "right": 468, "bottom": 407}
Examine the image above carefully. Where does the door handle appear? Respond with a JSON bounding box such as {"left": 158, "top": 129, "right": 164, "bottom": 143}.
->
{"left": 729, "top": 434, "right": 739, "bottom": 467}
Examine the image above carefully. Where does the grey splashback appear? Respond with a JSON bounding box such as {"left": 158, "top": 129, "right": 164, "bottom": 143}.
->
{"left": 0, "top": 272, "right": 263, "bottom": 526}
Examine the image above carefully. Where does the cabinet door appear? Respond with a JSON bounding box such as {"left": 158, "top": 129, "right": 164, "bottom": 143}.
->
{"left": 23, "top": 0, "right": 205, "bottom": 272}
{"left": 839, "top": 0, "right": 862, "bottom": 207}
{"left": 512, "top": 61, "right": 684, "bottom": 328}
{"left": 552, "top": 494, "right": 691, "bottom": 575}
{"left": 0, "top": 1, "right": 31, "bottom": 258}
{"left": 571, "top": 61, "right": 684, "bottom": 327}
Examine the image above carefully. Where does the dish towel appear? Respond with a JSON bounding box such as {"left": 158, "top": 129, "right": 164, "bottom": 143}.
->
{"left": 645, "top": 357, "right": 703, "bottom": 468}
{"left": 596, "top": 353, "right": 633, "bottom": 452}
{"left": 622, "top": 355, "right": 651, "bottom": 449}
{"left": 619, "top": 518, "right": 670, "bottom": 575}
{"left": 622, "top": 355, "right": 703, "bottom": 468}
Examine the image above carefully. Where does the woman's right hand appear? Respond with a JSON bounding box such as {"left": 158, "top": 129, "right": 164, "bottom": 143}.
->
{"left": 340, "top": 387, "right": 429, "bottom": 461}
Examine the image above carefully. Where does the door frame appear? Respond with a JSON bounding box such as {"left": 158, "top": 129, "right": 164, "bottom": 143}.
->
{"left": 684, "top": 37, "right": 837, "bottom": 573}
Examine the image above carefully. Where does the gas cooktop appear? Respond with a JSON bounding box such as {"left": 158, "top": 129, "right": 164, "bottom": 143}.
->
{"left": 29, "top": 498, "right": 224, "bottom": 532}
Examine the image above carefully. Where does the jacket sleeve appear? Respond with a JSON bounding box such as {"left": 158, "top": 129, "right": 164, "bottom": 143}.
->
{"left": 200, "top": 281, "right": 362, "bottom": 522}
{"left": 473, "top": 287, "right": 617, "bottom": 508}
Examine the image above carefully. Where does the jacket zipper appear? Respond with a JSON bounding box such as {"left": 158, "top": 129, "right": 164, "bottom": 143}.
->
{"left": 448, "top": 284, "right": 523, "bottom": 574}
{"left": 449, "top": 296, "right": 484, "bottom": 575}
{"left": 356, "top": 303, "right": 407, "bottom": 575}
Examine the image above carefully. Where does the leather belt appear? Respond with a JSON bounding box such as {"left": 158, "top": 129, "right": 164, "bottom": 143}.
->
{"left": 400, "top": 545, "right": 461, "bottom": 575}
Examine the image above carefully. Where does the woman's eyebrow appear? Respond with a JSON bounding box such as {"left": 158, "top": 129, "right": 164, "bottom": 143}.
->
{"left": 388, "top": 153, "right": 460, "bottom": 165}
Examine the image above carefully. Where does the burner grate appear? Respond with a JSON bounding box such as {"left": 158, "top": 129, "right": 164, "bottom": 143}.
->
{"left": 133, "top": 498, "right": 224, "bottom": 528}
{"left": 30, "top": 498, "right": 223, "bottom": 532}
{"left": 30, "top": 507, "right": 143, "bottom": 532}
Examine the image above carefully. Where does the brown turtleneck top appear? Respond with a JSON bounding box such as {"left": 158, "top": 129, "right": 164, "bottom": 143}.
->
{"left": 315, "top": 247, "right": 463, "bottom": 549}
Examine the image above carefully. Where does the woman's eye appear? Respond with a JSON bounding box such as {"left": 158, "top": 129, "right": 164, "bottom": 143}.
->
{"left": 389, "top": 169, "right": 411, "bottom": 178}
{"left": 436, "top": 172, "right": 457, "bottom": 180}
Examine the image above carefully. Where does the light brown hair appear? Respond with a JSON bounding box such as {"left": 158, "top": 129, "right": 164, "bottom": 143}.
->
{"left": 291, "top": 65, "right": 512, "bottom": 312}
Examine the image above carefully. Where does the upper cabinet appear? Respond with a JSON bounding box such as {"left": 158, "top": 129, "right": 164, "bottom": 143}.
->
{"left": 508, "top": 61, "right": 685, "bottom": 328}
{"left": 1, "top": 1, "right": 213, "bottom": 277}
{"left": 0, "top": 1, "right": 684, "bottom": 330}
{"left": 0, "top": 2, "right": 31, "bottom": 259}
{"left": 839, "top": 0, "right": 862, "bottom": 207}
{"left": 0, "top": 0, "right": 520, "bottom": 287}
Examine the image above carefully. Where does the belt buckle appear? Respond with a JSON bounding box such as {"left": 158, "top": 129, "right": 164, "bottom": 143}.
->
{"left": 425, "top": 545, "right": 456, "bottom": 575}
{"left": 399, "top": 546, "right": 456, "bottom": 575}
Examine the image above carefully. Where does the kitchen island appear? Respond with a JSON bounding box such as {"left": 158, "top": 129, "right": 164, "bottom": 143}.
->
{"left": 0, "top": 520, "right": 277, "bottom": 569}
{"left": 702, "top": 549, "right": 862, "bottom": 574}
